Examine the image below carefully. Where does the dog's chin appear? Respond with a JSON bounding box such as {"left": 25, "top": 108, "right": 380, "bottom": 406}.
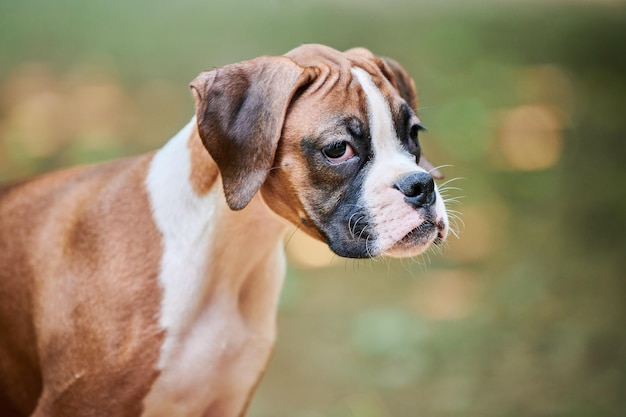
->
{"left": 383, "top": 221, "right": 446, "bottom": 258}
{"left": 322, "top": 219, "right": 448, "bottom": 259}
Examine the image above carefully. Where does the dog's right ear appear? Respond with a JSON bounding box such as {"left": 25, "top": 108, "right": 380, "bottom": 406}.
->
{"left": 190, "top": 57, "right": 316, "bottom": 210}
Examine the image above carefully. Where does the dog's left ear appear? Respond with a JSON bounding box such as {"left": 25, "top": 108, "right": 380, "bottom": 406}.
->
{"left": 190, "top": 57, "right": 316, "bottom": 210}
{"left": 377, "top": 57, "right": 418, "bottom": 110}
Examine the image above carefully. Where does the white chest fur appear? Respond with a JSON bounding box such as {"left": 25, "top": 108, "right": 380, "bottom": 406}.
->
{"left": 141, "top": 119, "right": 286, "bottom": 417}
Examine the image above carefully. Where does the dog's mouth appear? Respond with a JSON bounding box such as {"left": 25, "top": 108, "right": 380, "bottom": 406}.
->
{"left": 398, "top": 221, "right": 438, "bottom": 247}
{"left": 388, "top": 218, "right": 447, "bottom": 256}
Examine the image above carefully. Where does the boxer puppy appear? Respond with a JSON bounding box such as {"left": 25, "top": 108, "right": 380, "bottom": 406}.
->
{"left": 0, "top": 44, "right": 448, "bottom": 417}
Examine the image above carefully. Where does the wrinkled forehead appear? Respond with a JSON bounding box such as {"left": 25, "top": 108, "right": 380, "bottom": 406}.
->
{"left": 285, "top": 44, "right": 395, "bottom": 90}
{"left": 284, "top": 44, "right": 403, "bottom": 126}
{"left": 285, "top": 44, "right": 378, "bottom": 71}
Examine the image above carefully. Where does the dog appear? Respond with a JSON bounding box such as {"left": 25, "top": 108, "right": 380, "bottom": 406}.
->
{"left": 0, "top": 44, "right": 448, "bottom": 417}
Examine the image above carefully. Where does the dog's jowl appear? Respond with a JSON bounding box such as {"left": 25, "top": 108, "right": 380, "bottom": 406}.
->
{"left": 0, "top": 44, "right": 448, "bottom": 417}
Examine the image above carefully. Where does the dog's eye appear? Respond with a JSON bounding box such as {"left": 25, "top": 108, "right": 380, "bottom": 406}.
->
{"left": 409, "top": 123, "right": 425, "bottom": 143}
{"left": 407, "top": 123, "right": 425, "bottom": 160}
{"left": 322, "top": 141, "right": 355, "bottom": 164}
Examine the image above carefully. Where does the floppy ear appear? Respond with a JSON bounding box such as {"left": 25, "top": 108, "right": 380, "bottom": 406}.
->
{"left": 190, "top": 56, "right": 315, "bottom": 210}
{"left": 377, "top": 57, "right": 418, "bottom": 110}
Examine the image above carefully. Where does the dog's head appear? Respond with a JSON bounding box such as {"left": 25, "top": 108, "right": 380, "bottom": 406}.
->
{"left": 190, "top": 44, "right": 448, "bottom": 258}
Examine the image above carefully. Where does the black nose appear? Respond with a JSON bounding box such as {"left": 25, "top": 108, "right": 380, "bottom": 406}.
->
{"left": 394, "top": 172, "right": 436, "bottom": 208}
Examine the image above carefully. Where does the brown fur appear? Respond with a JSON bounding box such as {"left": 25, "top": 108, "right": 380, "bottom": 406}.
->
{"left": 188, "top": 129, "right": 219, "bottom": 195}
{"left": 0, "top": 157, "right": 164, "bottom": 416}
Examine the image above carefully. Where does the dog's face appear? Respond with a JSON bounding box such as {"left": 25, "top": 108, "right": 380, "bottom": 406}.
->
{"left": 191, "top": 44, "right": 448, "bottom": 259}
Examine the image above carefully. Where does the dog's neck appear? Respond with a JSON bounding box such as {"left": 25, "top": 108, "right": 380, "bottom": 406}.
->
{"left": 145, "top": 117, "right": 287, "bottom": 348}
{"left": 141, "top": 118, "right": 288, "bottom": 414}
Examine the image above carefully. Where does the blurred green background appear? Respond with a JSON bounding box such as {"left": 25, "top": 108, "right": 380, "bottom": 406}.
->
{"left": 1, "top": 0, "right": 625, "bottom": 416}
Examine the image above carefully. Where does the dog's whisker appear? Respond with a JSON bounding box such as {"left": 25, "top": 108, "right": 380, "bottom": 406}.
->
{"left": 347, "top": 212, "right": 359, "bottom": 239}
{"left": 365, "top": 234, "right": 374, "bottom": 259}
{"left": 447, "top": 218, "right": 463, "bottom": 237}
{"left": 447, "top": 213, "right": 465, "bottom": 228}
{"left": 348, "top": 215, "right": 367, "bottom": 241}
{"left": 439, "top": 177, "right": 466, "bottom": 188}
{"left": 442, "top": 199, "right": 464, "bottom": 206}
{"left": 283, "top": 220, "right": 305, "bottom": 251}
{"left": 355, "top": 216, "right": 367, "bottom": 235}
{"left": 441, "top": 193, "right": 465, "bottom": 200}
{"left": 438, "top": 186, "right": 464, "bottom": 193}
{"left": 357, "top": 223, "right": 369, "bottom": 241}
{"left": 429, "top": 164, "right": 454, "bottom": 175}
{"left": 447, "top": 214, "right": 458, "bottom": 223}
{"left": 447, "top": 212, "right": 463, "bottom": 223}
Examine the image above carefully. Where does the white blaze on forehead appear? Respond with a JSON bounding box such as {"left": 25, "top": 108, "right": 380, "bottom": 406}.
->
{"left": 352, "top": 67, "right": 403, "bottom": 159}
{"left": 351, "top": 67, "right": 420, "bottom": 171}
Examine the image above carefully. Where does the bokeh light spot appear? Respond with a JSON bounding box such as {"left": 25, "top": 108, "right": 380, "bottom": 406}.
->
{"left": 496, "top": 104, "right": 564, "bottom": 171}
